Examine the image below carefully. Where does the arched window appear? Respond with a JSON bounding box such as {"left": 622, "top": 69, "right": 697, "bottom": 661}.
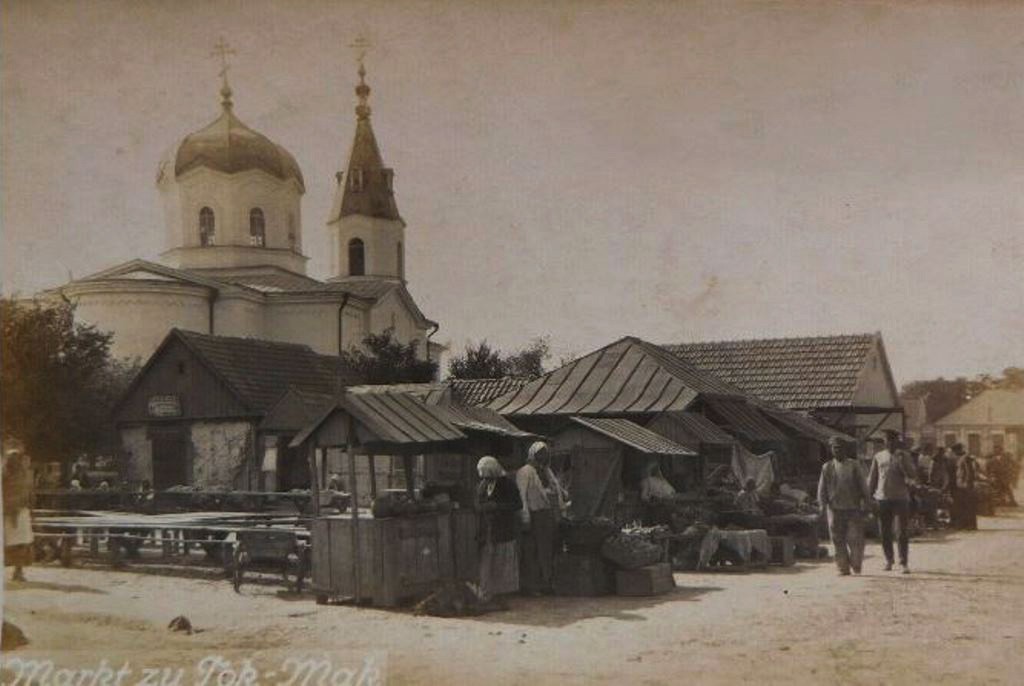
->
{"left": 397, "top": 241, "right": 404, "bottom": 279}
{"left": 199, "top": 207, "right": 215, "bottom": 246}
{"left": 249, "top": 208, "right": 266, "bottom": 247}
{"left": 348, "top": 238, "right": 365, "bottom": 276}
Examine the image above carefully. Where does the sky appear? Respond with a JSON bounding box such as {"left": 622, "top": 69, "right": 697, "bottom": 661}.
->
{"left": 3, "top": 0, "right": 1023, "bottom": 386}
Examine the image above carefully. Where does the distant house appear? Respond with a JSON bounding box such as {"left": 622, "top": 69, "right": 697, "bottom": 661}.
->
{"left": 934, "top": 389, "right": 1024, "bottom": 457}
{"left": 665, "top": 333, "right": 902, "bottom": 442}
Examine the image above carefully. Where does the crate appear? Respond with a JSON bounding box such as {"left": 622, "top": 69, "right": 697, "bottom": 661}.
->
{"left": 615, "top": 562, "right": 675, "bottom": 597}
{"left": 311, "top": 512, "right": 455, "bottom": 607}
{"left": 769, "top": 535, "right": 796, "bottom": 566}
{"left": 552, "top": 553, "right": 614, "bottom": 596}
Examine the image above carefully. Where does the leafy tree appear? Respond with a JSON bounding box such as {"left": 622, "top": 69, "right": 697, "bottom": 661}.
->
{"left": 1, "top": 297, "right": 139, "bottom": 467}
{"left": 448, "top": 337, "right": 551, "bottom": 380}
{"left": 341, "top": 328, "right": 438, "bottom": 385}
{"left": 448, "top": 340, "right": 507, "bottom": 380}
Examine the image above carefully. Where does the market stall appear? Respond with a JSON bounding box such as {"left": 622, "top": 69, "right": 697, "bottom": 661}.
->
{"left": 289, "top": 390, "right": 535, "bottom": 607}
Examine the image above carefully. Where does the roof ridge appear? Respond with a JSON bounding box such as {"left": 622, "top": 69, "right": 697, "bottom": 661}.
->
{"left": 176, "top": 328, "right": 319, "bottom": 353}
{"left": 667, "top": 332, "right": 878, "bottom": 348}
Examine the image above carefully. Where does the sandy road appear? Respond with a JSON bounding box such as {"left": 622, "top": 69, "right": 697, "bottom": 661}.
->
{"left": 3, "top": 507, "right": 1024, "bottom": 686}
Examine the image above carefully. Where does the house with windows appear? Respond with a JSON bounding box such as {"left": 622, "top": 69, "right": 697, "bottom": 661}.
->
{"left": 34, "top": 62, "right": 440, "bottom": 365}
{"left": 934, "top": 389, "right": 1024, "bottom": 457}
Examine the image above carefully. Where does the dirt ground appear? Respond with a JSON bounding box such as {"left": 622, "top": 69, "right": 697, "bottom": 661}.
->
{"left": 4, "top": 505, "right": 1024, "bottom": 686}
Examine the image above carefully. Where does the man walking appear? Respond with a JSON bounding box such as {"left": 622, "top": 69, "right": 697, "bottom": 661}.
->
{"left": 951, "top": 443, "right": 978, "bottom": 530}
{"left": 818, "top": 436, "right": 870, "bottom": 576}
{"left": 868, "top": 434, "right": 917, "bottom": 574}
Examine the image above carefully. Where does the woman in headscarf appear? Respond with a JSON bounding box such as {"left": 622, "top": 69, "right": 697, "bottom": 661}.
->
{"left": 515, "top": 441, "right": 565, "bottom": 594}
{"left": 475, "top": 456, "right": 522, "bottom": 609}
{"left": 3, "top": 448, "right": 35, "bottom": 582}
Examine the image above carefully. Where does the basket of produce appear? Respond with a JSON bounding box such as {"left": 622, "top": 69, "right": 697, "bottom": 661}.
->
{"left": 600, "top": 532, "right": 664, "bottom": 570}
{"left": 560, "top": 516, "right": 618, "bottom": 553}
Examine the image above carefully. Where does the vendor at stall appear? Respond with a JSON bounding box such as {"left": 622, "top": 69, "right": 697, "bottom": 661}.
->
{"left": 516, "top": 441, "right": 565, "bottom": 595}
{"left": 475, "top": 456, "right": 522, "bottom": 610}
{"left": 640, "top": 461, "right": 677, "bottom": 502}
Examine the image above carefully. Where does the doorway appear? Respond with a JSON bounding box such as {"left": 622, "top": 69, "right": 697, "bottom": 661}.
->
{"left": 150, "top": 427, "right": 189, "bottom": 489}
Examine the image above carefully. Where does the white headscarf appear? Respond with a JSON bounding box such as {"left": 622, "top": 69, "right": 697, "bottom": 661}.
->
{"left": 477, "top": 455, "right": 504, "bottom": 479}
{"left": 527, "top": 441, "right": 549, "bottom": 463}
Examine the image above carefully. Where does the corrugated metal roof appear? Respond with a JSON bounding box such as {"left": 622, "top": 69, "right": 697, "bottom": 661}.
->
{"left": 666, "top": 334, "right": 888, "bottom": 410}
{"left": 645, "top": 412, "right": 738, "bottom": 450}
{"left": 704, "top": 398, "right": 788, "bottom": 442}
{"left": 488, "top": 337, "right": 742, "bottom": 417}
{"left": 569, "top": 417, "right": 696, "bottom": 456}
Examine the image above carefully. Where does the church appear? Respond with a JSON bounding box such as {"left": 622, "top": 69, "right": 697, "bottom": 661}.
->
{"left": 36, "top": 60, "right": 440, "bottom": 364}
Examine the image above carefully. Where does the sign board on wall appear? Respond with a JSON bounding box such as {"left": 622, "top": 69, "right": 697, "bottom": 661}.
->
{"left": 147, "top": 395, "right": 182, "bottom": 418}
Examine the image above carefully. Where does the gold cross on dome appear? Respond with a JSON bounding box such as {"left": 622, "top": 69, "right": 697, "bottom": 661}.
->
{"left": 211, "top": 36, "right": 236, "bottom": 80}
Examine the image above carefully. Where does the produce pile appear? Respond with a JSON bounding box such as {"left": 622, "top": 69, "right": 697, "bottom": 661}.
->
{"left": 370, "top": 491, "right": 454, "bottom": 518}
{"left": 600, "top": 529, "right": 665, "bottom": 570}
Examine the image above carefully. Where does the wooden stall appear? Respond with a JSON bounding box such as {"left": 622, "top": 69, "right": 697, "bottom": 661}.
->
{"left": 290, "top": 390, "right": 533, "bottom": 607}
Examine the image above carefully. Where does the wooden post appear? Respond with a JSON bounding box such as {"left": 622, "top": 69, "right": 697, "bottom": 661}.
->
{"left": 368, "top": 454, "right": 378, "bottom": 500}
{"left": 402, "top": 454, "right": 415, "bottom": 499}
{"left": 347, "top": 412, "right": 362, "bottom": 604}
{"left": 308, "top": 442, "right": 321, "bottom": 517}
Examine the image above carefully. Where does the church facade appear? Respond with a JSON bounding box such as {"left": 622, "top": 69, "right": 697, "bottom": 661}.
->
{"left": 36, "top": 63, "right": 439, "bottom": 364}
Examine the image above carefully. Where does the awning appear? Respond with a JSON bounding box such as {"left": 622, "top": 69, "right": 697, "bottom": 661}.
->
{"left": 704, "top": 398, "right": 788, "bottom": 442}
{"left": 570, "top": 417, "right": 697, "bottom": 456}
{"left": 762, "top": 407, "right": 854, "bottom": 445}
{"left": 645, "top": 411, "right": 738, "bottom": 450}
{"left": 289, "top": 391, "right": 537, "bottom": 452}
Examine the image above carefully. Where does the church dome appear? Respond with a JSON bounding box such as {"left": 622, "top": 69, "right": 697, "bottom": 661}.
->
{"left": 163, "top": 87, "right": 304, "bottom": 192}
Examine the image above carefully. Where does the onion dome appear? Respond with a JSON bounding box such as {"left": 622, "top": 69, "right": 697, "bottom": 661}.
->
{"left": 164, "top": 83, "right": 305, "bottom": 191}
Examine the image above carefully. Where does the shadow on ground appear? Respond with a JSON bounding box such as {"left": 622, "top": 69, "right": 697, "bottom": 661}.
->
{"left": 4, "top": 579, "right": 108, "bottom": 594}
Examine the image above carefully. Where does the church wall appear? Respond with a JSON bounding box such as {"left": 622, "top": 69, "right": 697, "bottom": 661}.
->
{"left": 263, "top": 300, "right": 369, "bottom": 356}
{"left": 369, "top": 291, "right": 428, "bottom": 358}
{"left": 214, "top": 296, "right": 265, "bottom": 340}
{"left": 71, "top": 287, "right": 211, "bottom": 362}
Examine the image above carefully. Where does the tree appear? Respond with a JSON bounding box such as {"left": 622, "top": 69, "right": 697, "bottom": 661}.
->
{"left": 448, "top": 337, "right": 551, "bottom": 380}
{"left": 448, "top": 340, "right": 507, "bottom": 380}
{"left": 1, "top": 297, "right": 138, "bottom": 466}
{"left": 340, "top": 328, "right": 438, "bottom": 385}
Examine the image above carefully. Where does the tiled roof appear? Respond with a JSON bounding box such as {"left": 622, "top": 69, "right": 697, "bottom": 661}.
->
{"left": 260, "top": 388, "right": 336, "bottom": 432}
{"left": 665, "top": 334, "right": 880, "bottom": 410}
{"left": 935, "top": 389, "right": 1024, "bottom": 427}
{"left": 450, "top": 377, "right": 533, "bottom": 407}
{"left": 176, "top": 330, "right": 359, "bottom": 413}
{"left": 488, "top": 337, "right": 743, "bottom": 417}
{"left": 569, "top": 417, "right": 696, "bottom": 456}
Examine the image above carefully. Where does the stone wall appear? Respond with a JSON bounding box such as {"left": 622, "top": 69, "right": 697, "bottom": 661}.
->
{"left": 189, "top": 421, "right": 253, "bottom": 489}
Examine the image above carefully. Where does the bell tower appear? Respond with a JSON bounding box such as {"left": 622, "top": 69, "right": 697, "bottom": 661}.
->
{"left": 327, "top": 59, "right": 406, "bottom": 282}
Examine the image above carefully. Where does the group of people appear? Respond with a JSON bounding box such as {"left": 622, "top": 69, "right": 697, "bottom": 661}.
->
{"left": 818, "top": 434, "right": 1015, "bottom": 577}
{"left": 473, "top": 441, "right": 567, "bottom": 610}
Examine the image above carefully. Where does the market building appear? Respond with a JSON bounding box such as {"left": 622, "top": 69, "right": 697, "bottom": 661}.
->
{"left": 112, "top": 328, "right": 360, "bottom": 491}
{"left": 933, "top": 388, "right": 1024, "bottom": 457}
{"left": 665, "top": 333, "right": 902, "bottom": 443}
{"left": 33, "top": 62, "right": 440, "bottom": 364}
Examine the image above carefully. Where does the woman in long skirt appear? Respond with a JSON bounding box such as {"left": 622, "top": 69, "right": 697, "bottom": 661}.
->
{"left": 475, "top": 456, "right": 522, "bottom": 610}
{"left": 3, "top": 448, "right": 35, "bottom": 581}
